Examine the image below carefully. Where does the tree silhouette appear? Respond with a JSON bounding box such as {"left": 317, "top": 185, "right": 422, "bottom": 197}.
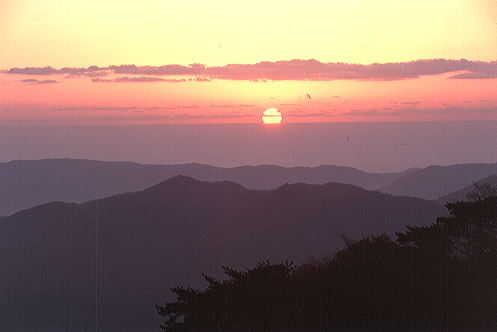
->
{"left": 397, "top": 182, "right": 497, "bottom": 258}
{"left": 158, "top": 184, "right": 497, "bottom": 331}
{"left": 156, "top": 261, "right": 293, "bottom": 332}
{"left": 466, "top": 181, "right": 497, "bottom": 202}
{"left": 396, "top": 183, "right": 497, "bottom": 330}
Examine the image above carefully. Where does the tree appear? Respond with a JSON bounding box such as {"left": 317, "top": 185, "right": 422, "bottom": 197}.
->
{"left": 156, "top": 261, "right": 293, "bottom": 332}
{"left": 158, "top": 184, "right": 497, "bottom": 331}
{"left": 155, "top": 287, "right": 213, "bottom": 332}
{"left": 466, "top": 181, "right": 497, "bottom": 202}
{"left": 397, "top": 183, "right": 497, "bottom": 259}
{"left": 396, "top": 183, "right": 497, "bottom": 330}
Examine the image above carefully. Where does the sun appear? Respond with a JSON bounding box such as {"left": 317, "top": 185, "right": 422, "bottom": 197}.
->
{"left": 262, "top": 108, "right": 282, "bottom": 124}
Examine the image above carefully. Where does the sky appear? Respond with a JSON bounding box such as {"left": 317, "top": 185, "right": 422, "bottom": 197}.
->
{"left": 1, "top": 0, "right": 496, "bottom": 125}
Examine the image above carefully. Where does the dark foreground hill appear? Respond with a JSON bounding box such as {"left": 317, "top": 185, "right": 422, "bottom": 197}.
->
{"left": 0, "top": 159, "right": 412, "bottom": 216}
{"left": 0, "top": 176, "right": 446, "bottom": 332}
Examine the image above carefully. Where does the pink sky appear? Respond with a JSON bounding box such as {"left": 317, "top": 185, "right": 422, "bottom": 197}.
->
{"left": 1, "top": 0, "right": 496, "bottom": 125}
{"left": 1, "top": 59, "right": 496, "bottom": 124}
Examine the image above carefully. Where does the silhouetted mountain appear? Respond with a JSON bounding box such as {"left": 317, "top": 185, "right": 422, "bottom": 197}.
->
{"left": 0, "top": 158, "right": 412, "bottom": 216}
{"left": 435, "top": 175, "right": 497, "bottom": 204}
{"left": 378, "top": 163, "right": 497, "bottom": 200}
{"left": 0, "top": 176, "right": 446, "bottom": 332}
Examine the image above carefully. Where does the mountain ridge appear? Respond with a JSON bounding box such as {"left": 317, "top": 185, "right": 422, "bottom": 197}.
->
{"left": 0, "top": 176, "right": 447, "bottom": 332}
{"left": 378, "top": 163, "right": 497, "bottom": 200}
{"left": 1, "top": 159, "right": 496, "bottom": 217}
{"left": 0, "top": 159, "right": 412, "bottom": 216}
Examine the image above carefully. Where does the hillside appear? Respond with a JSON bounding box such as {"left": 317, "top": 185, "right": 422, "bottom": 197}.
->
{"left": 436, "top": 175, "right": 497, "bottom": 204}
{"left": 378, "top": 163, "right": 497, "bottom": 200}
{"left": 0, "top": 176, "right": 446, "bottom": 332}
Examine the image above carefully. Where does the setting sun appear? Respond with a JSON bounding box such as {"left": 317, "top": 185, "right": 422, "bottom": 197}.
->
{"left": 262, "top": 108, "right": 282, "bottom": 124}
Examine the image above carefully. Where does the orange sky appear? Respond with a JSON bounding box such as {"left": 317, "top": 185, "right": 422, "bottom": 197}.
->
{"left": 1, "top": 0, "right": 496, "bottom": 124}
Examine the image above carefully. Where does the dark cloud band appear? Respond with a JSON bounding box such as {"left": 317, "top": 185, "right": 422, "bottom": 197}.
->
{"left": 21, "top": 78, "right": 58, "bottom": 85}
{"left": 3, "top": 59, "right": 497, "bottom": 81}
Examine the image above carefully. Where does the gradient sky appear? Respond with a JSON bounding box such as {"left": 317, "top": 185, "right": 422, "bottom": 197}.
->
{"left": 1, "top": 0, "right": 497, "bottom": 124}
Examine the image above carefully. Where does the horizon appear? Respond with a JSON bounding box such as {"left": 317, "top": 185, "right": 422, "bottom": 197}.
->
{"left": 1, "top": 121, "right": 496, "bottom": 173}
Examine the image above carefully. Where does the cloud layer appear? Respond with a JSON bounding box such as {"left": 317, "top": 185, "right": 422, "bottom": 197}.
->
{"left": 21, "top": 78, "right": 58, "bottom": 85}
{"left": 91, "top": 76, "right": 186, "bottom": 83}
{"left": 3, "top": 59, "right": 497, "bottom": 81}
{"left": 339, "top": 106, "right": 497, "bottom": 118}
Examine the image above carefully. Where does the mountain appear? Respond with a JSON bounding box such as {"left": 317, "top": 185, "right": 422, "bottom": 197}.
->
{"left": 0, "top": 158, "right": 412, "bottom": 216}
{"left": 0, "top": 176, "right": 446, "bottom": 332}
{"left": 435, "top": 175, "right": 497, "bottom": 204}
{"left": 0, "top": 158, "right": 210, "bottom": 217}
{"left": 378, "top": 163, "right": 497, "bottom": 200}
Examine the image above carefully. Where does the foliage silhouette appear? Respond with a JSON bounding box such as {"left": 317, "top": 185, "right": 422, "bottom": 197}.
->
{"left": 158, "top": 184, "right": 497, "bottom": 332}
{"left": 157, "top": 261, "right": 294, "bottom": 332}
{"left": 396, "top": 183, "right": 497, "bottom": 330}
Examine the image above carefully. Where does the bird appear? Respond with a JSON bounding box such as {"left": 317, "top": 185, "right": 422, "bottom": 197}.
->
{"left": 305, "top": 94, "right": 311, "bottom": 99}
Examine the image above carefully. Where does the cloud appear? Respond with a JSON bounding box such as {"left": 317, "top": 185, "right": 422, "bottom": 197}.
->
{"left": 37, "top": 80, "right": 58, "bottom": 84}
{"left": 163, "top": 113, "right": 252, "bottom": 121}
{"left": 109, "top": 63, "right": 205, "bottom": 75}
{"left": 97, "top": 111, "right": 254, "bottom": 122}
{"left": 4, "top": 66, "right": 59, "bottom": 75}
{"left": 22, "top": 79, "right": 58, "bottom": 85}
{"left": 208, "top": 104, "right": 236, "bottom": 108}
{"left": 340, "top": 108, "right": 415, "bottom": 116}
{"left": 205, "top": 59, "right": 497, "bottom": 81}
{"left": 192, "top": 76, "right": 211, "bottom": 82}
{"left": 85, "top": 71, "right": 111, "bottom": 78}
{"left": 3, "top": 66, "right": 108, "bottom": 76}
{"left": 448, "top": 61, "right": 497, "bottom": 79}
{"left": 341, "top": 109, "right": 384, "bottom": 116}
{"left": 92, "top": 77, "right": 186, "bottom": 83}
{"left": 45, "top": 104, "right": 254, "bottom": 113}
{"left": 409, "top": 106, "right": 497, "bottom": 116}
{"left": 339, "top": 106, "right": 497, "bottom": 117}
{"left": 4, "top": 59, "right": 497, "bottom": 81}
{"left": 286, "top": 111, "right": 335, "bottom": 118}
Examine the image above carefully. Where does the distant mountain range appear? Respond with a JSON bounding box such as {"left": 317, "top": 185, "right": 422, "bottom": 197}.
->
{"left": 0, "top": 159, "right": 410, "bottom": 216}
{"left": 378, "top": 163, "right": 497, "bottom": 201}
{"left": 1, "top": 159, "right": 496, "bottom": 216}
{"left": 0, "top": 176, "right": 446, "bottom": 332}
